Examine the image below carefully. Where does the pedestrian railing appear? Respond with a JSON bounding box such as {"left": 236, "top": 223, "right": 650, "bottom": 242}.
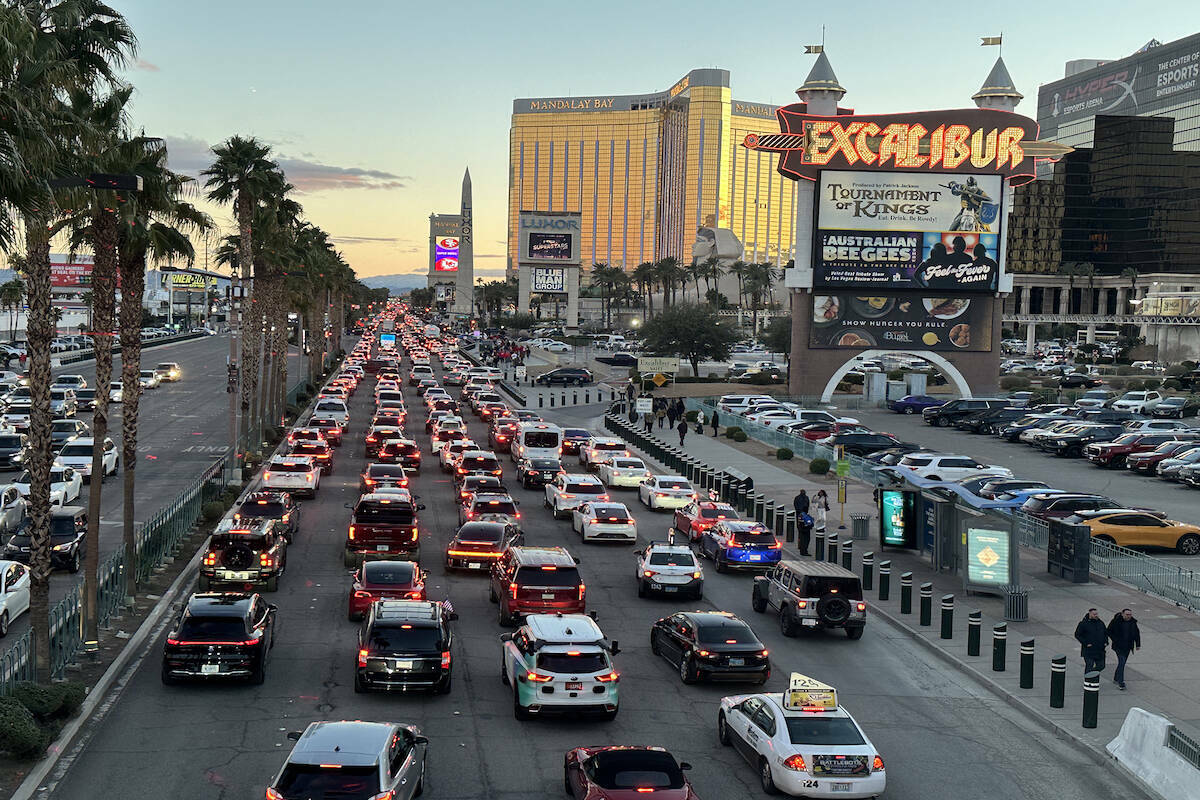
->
{"left": 1167, "top": 724, "right": 1200, "bottom": 771}
{"left": 1089, "top": 538, "right": 1200, "bottom": 610}
{"left": 1015, "top": 512, "right": 1050, "bottom": 549}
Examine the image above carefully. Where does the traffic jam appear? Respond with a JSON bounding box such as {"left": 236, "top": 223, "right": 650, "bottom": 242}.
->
{"left": 164, "top": 303, "right": 886, "bottom": 800}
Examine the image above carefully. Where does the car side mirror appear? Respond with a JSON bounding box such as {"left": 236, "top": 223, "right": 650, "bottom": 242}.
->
{"left": 411, "top": 735, "right": 429, "bottom": 746}
{"left": 286, "top": 731, "right": 303, "bottom": 741}
{"left": 499, "top": 632, "right": 513, "bottom": 642}
{"left": 588, "top": 610, "right": 598, "bottom": 621}
{"left": 573, "top": 557, "right": 581, "bottom": 565}
{"left": 679, "top": 762, "right": 692, "bottom": 771}
{"left": 609, "top": 640, "right": 620, "bottom": 655}
{"left": 343, "top": 503, "right": 352, "bottom": 509}
{"left": 417, "top": 504, "right": 426, "bottom": 511}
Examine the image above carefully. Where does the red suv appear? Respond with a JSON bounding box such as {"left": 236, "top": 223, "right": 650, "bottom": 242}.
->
{"left": 1085, "top": 432, "right": 1192, "bottom": 468}
{"left": 1126, "top": 440, "right": 1200, "bottom": 474}
{"left": 345, "top": 492, "right": 425, "bottom": 567}
{"left": 488, "top": 546, "right": 584, "bottom": 626}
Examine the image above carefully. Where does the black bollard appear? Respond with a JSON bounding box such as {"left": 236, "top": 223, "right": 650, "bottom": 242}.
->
{"left": 585, "top": 390, "right": 590, "bottom": 404}
{"left": 940, "top": 595, "right": 954, "bottom": 640}
{"left": 573, "top": 391, "right": 578, "bottom": 405}
{"left": 919, "top": 583, "right": 933, "bottom": 627}
{"left": 1082, "top": 671, "right": 1100, "bottom": 728}
{"left": 862, "top": 552, "right": 874, "bottom": 591}
{"left": 967, "top": 611, "right": 982, "bottom": 656}
{"left": 539, "top": 395, "right": 544, "bottom": 408}
{"left": 878, "top": 561, "right": 891, "bottom": 601}
{"left": 841, "top": 539, "right": 853, "bottom": 571}
{"left": 549, "top": 394, "right": 555, "bottom": 407}
{"left": 992, "top": 623, "right": 1007, "bottom": 672}
{"left": 561, "top": 392, "right": 567, "bottom": 406}
{"left": 1049, "top": 655, "right": 1066, "bottom": 708}
{"left": 784, "top": 512, "right": 796, "bottom": 543}
{"left": 899, "top": 572, "right": 913, "bottom": 614}
{"left": 1020, "top": 639, "right": 1035, "bottom": 689}
{"left": 814, "top": 530, "right": 826, "bottom": 561}
{"left": 827, "top": 533, "right": 839, "bottom": 565}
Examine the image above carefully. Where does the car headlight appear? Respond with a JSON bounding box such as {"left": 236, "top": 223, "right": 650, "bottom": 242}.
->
{"left": 52, "top": 542, "right": 71, "bottom": 551}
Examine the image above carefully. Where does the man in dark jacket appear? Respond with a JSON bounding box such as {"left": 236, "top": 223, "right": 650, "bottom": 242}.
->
{"left": 677, "top": 419, "right": 688, "bottom": 447}
{"left": 710, "top": 409, "right": 720, "bottom": 436}
{"left": 1074, "top": 608, "right": 1109, "bottom": 674}
{"left": 793, "top": 489, "right": 810, "bottom": 516}
{"left": 1107, "top": 608, "right": 1141, "bottom": 690}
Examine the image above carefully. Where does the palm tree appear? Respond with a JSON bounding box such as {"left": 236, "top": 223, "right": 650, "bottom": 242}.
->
{"left": 744, "top": 262, "right": 781, "bottom": 337}
{"left": 687, "top": 260, "right": 705, "bottom": 303}
{"left": 632, "top": 262, "right": 655, "bottom": 320}
{"left": 727, "top": 260, "right": 748, "bottom": 308}
{"left": 1062, "top": 262, "right": 1079, "bottom": 314}
{"left": 590, "top": 263, "right": 624, "bottom": 329}
{"left": 0, "top": 277, "right": 24, "bottom": 341}
{"left": 699, "top": 256, "right": 722, "bottom": 300}
{"left": 1120, "top": 266, "right": 1139, "bottom": 314}
{"left": 653, "top": 257, "right": 684, "bottom": 307}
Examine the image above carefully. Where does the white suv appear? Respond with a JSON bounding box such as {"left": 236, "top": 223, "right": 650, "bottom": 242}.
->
{"left": 897, "top": 453, "right": 1012, "bottom": 482}
{"left": 636, "top": 540, "right": 703, "bottom": 599}
{"left": 262, "top": 456, "right": 321, "bottom": 497}
{"left": 545, "top": 474, "right": 609, "bottom": 519}
{"left": 1111, "top": 391, "right": 1162, "bottom": 415}
{"left": 500, "top": 613, "right": 620, "bottom": 721}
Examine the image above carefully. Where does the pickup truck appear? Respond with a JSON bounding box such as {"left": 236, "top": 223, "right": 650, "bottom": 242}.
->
{"left": 1085, "top": 432, "right": 1200, "bottom": 468}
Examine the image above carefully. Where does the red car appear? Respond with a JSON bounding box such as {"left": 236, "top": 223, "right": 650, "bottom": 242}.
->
{"left": 564, "top": 746, "right": 699, "bottom": 800}
{"left": 795, "top": 420, "right": 870, "bottom": 441}
{"left": 346, "top": 559, "right": 425, "bottom": 620}
{"left": 672, "top": 500, "right": 740, "bottom": 541}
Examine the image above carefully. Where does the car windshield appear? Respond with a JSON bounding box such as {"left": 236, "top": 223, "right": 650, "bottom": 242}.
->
{"left": 529, "top": 459, "right": 560, "bottom": 469}
{"left": 515, "top": 566, "right": 580, "bottom": 587}
{"left": 657, "top": 479, "right": 689, "bottom": 490}
{"left": 586, "top": 750, "right": 684, "bottom": 791}
{"left": 177, "top": 616, "right": 248, "bottom": 641}
{"left": 355, "top": 503, "right": 414, "bottom": 524}
{"left": 564, "top": 429, "right": 589, "bottom": 439}
{"left": 784, "top": 716, "right": 866, "bottom": 746}
{"left": 49, "top": 516, "right": 80, "bottom": 536}
{"left": 648, "top": 551, "right": 695, "bottom": 567}
{"left": 275, "top": 764, "right": 380, "bottom": 800}
{"left": 238, "top": 501, "right": 286, "bottom": 518}
{"left": 58, "top": 444, "right": 91, "bottom": 457}
{"left": 0, "top": 436, "right": 21, "bottom": 448}
{"left": 536, "top": 651, "right": 608, "bottom": 673}
{"left": 368, "top": 625, "right": 441, "bottom": 653}
{"left": 701, "top": 506, "right": 734, "bottom": 519}
{"left": 139, "top": 371, "right": 154, "bottom": 378}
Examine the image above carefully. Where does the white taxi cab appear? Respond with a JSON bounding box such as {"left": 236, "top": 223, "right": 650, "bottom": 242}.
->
{"left": 718, "top": 673, "right": 885, "bottom": 797}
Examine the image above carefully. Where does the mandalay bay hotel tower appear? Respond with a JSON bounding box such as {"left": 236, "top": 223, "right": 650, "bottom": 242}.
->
{"left": 508, "top": 69, "right": 798, "bottom": 274}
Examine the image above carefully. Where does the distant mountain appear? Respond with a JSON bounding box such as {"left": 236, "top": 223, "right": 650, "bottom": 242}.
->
{"left": 358, "top": 273, "right": 427, "bottom": 295}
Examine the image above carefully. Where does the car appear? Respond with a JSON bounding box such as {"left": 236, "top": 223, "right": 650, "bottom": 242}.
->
{"left": 266, "top": 720, "right": 428, "bottom": 800}
{"left": 638, "top": 475, "right": 697, "bottom": 510}
{"left": 500, "top": 613, "right": 619, "bottom": 720}
{"left": 564, "top": 746, "right": 699, "bottom": 799}
{"left": 579, "top": 437, "right": 630, "bottom": 470}
{"left": 4, "top": 506, "right": 86, "bottom": 572}
{"left": 1070, "top": 510, "right": 1200, "bottom": 555}
{"left": 571, "top": 501, "right": 637, "bottom": 542}
{"left": 312, "top": 397, "right": 350, "bottom": 426}
{"left": 0, "top": 432, "right": 29, "bottom": 472}
{"left": 73, "top": 388, "right": 99, "bottom": 412}
{"left": 0, "top": 560, "right": 30, "bottom": 636}
{"left": 650, "top": 610, "right": 768, "bottom": 684}
{"left": 444, "top": 520, "right": 523, "bottom": 571}
{"left": 198, "top": 518, "right": 288, "bottom": 592}
{"left": 364, "top": 425, "right": 405, "bottom": 457}
{"left": 161, "top": 592, "right": 275, "bottom": 684}
{"left": 1125, "top": 441, "right": 1200, "bottom": 474}
{"left": 51, "top": 374, "right": 87, "bottom": 390}
{"left": 456, "top": 474, "right": 506, "bottom": 504}
{"left": 0, "top": 401, "right": 32, "bottom": 432}
{"left": 955, "top": 407, "right": 1027, "bottom": 435}
{"left": 488, "top": 419, "right": 521, "bottom": 451}
{"left": 48, "top": 388, "right": 77, "bottom": 417}
{"left": 560, "top": 427, "right": 592, "bottom": 456}
{"left": 1059, "top": 373, "right": 1104, "bottom": 389}
{"left": 54, "top": 437, "right": 119, "bottom": 481}
{"left": 895, "top": 453, "right": 1012, "bottom": 482}
{"left": 355, "top": 599, "right": 456, "bottom": 694}
{"left": 1153, "top": 396, "right": 1200, "bottom": 418}
{"left": 13, "top": 465, "right": 82, "bottom": 506}
{"left": 50, "top": 419, "right": 87, "bottom": 449}
{"left": 635, "top": 538, "right": 703, "bottom": 599}
{"left": 137, "top": 369, "right": 160, "bottom": 390}
{"left": 459, "top": 492, "right": 521, "bottom": 530}
{"left": 1020, "top": 492, "right": 1122, "bottom": 520}
{"left": 1110, "top": 390, "right": 1163, "bottom": 415}
{"left": 438, "top": 438, "right": 478, "bottom": 472}
{"left": 0, "top": 485, "right": 26, "bottom": 536}
{"left": 1074, "top": 389, "right": 1118, "bottom": 409}
{"left": 359, "top": 462, "right": 410, "bottom": 494}
{"left": 488, "top": 545, "right": 585, "bottom": 625}
{"left": 976, "top": 478, "right": 1052, "bottom": 500}
{"left": 1085, "top": 431, "right": 1197, "bottom": 468}
{"left": 544, "top": 473, "right": 609, "bottom": 519}
{"left": 378, "top": 438, "right": 423, "bottom": 472}
{"left": 289, "top": 439, "right": 334, "bottom": 475}
{"left": 262, "top": 456, "right": 320, "bottom": 497}
{"left": 1039, "top": 423, "right": 1126, "bottom": 458}
{"left": 718, "top": 674, "right": 887, "bottom": 798}
{"left": 154, "top": 362, "right": 182, "bottom": 382}
{"left": 453, "top": 449, "right": 504, "bottom": 483}
{"left": 308, "top": 416, "right": 344, "bottom": 446}
{"left": 534, "top": 366, "right": 593, "bottom": 386}
{"left": 1122, "top": 418, "right": 1191, "bottom": 433}
{"left": 698, "top": 520, "right": 782, "bottom": 572}
{"left": 430, "top": 425, "right": 468, "bottom": 454}
{"left": 817, "top": 431, "right": 905, "bottom": 457}
{"left": 672, "top": 500, "right": 740, "bottom": 541}
{"left": 347, "top": 561, "right": 426, "bottom": 621}
{"left": 597, "top": 455, "right": 652, "bottom": 488}
{"left": 233, "top": 491, "right": 300, "bottom": 542}
{"left": 752, "top": 560, "right": 867, "bottom": 638}
{"left": 516, "top": 455, "right": 563, "bottom": 488}
{"left": 922, "top": 397, "right": 1009, "bottom": 426}
{"left": 108, "top": 381, "right": 124, "bottom": 403}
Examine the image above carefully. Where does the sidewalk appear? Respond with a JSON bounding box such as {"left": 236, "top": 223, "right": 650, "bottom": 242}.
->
{"left": 606, "top": 417, "right": 1200, "bottom": 759}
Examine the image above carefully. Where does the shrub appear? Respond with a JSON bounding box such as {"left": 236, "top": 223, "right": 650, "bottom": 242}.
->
{"left": 732, "top": 431, "right": 748, "bottom": 442}
{"left": 684, "top": 410, "right": 699, "bottom": 422}
{"left": 776, "top": 447, "right": 794, "bottom": 460}
{"left": 1164, "top": 378, "right": 1182, "bottom": 391}
{"left": 296, "top": 392, "right": 310, "bottom": 404}
{"left": 1166, "top": 363, "right": 1192, "bottom": 377}
{"left": 1125, "top": 379, "right": 1144, "bottom": 391}
{"left": 1116, "top": 365, "right": 1134, "bottom": 376}
{"left": 887, "top": 369, "right": 904, "bottom": 381}
{"left": 1108, "top": 377, "right": 1126, "bottom": 391}
{"left": 11, "top": 683, "right": 63, "bottom": 720}
{"left": 999, "top": 376, "right": 1031, "bottom": 390}
{"left": 724, "top": 426, "right": 743, "bottom": 439}
{"left": 202, "top": 501, "right": 225, "bottom": 522}
{"left": 810, "top": 458, "right": 830, "bottom": 475}
{"left": 844, "top": 372, "right": 864, "bottom": 385}
{"left": 1142, "top": 377, "right": 1161, "bottom": 390}
{"left": 0, "top": 696, "right": 48, "bottom": 759}
{"left": 285, "top": 404, "right": 299, "bottom": 418}
{"left": 747, "top": 372, "right": 778, "bottom": 385}
{"left": 56, "top": 682, "right": 87, "bottom": 717}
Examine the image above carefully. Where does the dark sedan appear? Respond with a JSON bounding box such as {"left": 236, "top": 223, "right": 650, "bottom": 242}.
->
{"left": 887, "top": 394, "right": 942, "bottom": 414}
{"left": 1153, "top": 396, "right": 1200, "bottom": 418}
{"left": 650, "top": 611, "right": 769, "bottom": 684}
{"left": 535, "top": 367, "right": 594, "bottom": 386}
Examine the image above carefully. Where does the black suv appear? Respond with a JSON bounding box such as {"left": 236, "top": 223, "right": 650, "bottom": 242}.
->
{"left": 535, "top": 367, "right": 594, "bottom": 387}
{"left": 751, "top": 560, "right": 866, "bottom": 639}
{"left": 233, "top": 491, "right": 300, "bottom": 542}
{"left": 199, "top": 518, "right": 288, "bottom": 591}
{"left": 355, "top": 600, "right": 457, "bottom": 694}
{"left": 1020, "top": 492, "right": 1120, "bottom": 520}
{"left": 1039, "top": 424, "right": 1125, "bottom": 457}
{"left": 0, "top": 432, "right": 28, "bottom": 470}
{"left": 923, "top": 398, "right": 1009, "bottom": 427}
{"left": 955, "top": 407, "right": 1025, "bottom": 435}
{"left": 161, "top": 592, "right": 276, "bottom": 684}
{"left": 821, "top": 431, "right": 906, "bottom": 457}
{"left": 4, "top": 506, "right": 86, "bottom": 572}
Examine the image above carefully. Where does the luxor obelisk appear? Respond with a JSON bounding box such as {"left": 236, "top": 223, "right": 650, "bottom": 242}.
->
{"left": 454, "top": 167, "right": 474, "bottom": 317}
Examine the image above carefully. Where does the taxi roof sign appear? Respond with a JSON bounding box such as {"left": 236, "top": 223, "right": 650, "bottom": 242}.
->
{"left": 784, "top": 672, "right": 838, "bottom": 711}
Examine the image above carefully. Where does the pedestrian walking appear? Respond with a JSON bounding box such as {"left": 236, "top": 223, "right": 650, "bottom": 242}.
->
{"left": 1073, "top": 608, "right": 1109, "bottom": 674}
{"left": 813, "top": 489, "right": 829, "bottom": 534}
{"left": 710, "top": 409, "right": 720, "bottom": 436}
{"left": 17, "top": 352, "right": 25, "bottom": 369}
{"left": 667, "top": 406, "right": 678, "bottom": 429}
{"left": 656, "top": 407, "right": 666, "bottom": 429}
{"left": 1107, "top": 608, "right": 1141, "bottom": 690}
{"left": 644, "top": 413, "right": 653, "bottom": 434}
{"left": 677, "top": 419, "right": 688, "bottom": 447}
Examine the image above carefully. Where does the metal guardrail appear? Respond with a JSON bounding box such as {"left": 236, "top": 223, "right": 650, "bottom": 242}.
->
{"left": 54, "top": 330, "right": 210, "bottom": 367}
{"left": 1168, "top": 724, "right": 1200, "bottom": 770}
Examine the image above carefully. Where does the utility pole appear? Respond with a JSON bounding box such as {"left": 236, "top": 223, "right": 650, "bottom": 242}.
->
{"left": 227, "top": 255, "right": 241, "bottom": 485}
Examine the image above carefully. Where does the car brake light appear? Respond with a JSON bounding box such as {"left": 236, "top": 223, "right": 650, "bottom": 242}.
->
{"left": 783, "top": 754, "right": 807, "bottom": 771}
{"left": 525, "top": 671, "right": 553, "bottom": 682}
{"left": 262, "top": 471, "right": 270, "bottom": 480}
{"left": 358, "top": 649, "right": 369, "bottom": 667}
{"left": 266, "top": 789, "right": 284, "bottom": 800}
{"left": 348, "top": 525, "right": 355, "bottom": 540}
{"left": 595, "top": 671, "right": 619, "bottom": 682}
{"left": 872, "top": 755, "right": 885, "bottom": 771}
{"left": 510, "top": 581, "right": 518, "bottom": 599}
{"left": 354, "top": 590, "right": 372, "bottom": 599}
{"left": 203, "top": 553, "right": 216, "bottom": 567}
{"left": 305, "top": 473, "right": 313, "bottom": 482}
{"left": 441, "top": 650, "right": 451, "bottom": 669}
{"left": 857, "top": 602, "right": 866, "bottom": 612}
{"left": 643, "top": 570, "right": 655, "bottom": 577}
{"left": 797, "top": 600, "right": 808, "bottom": 608}
{"left": 578, "top": 583, "right": 586, "bottom": 601}
{"left": 635, "top": 789, "right": 654, "bottom": 794}
{"left": 260, "top": 553, "right": 272, "bottom": 568}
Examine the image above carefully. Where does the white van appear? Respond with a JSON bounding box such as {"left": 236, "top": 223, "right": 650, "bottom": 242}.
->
{"left": 512, "top": 421, "right": 563, "bottom": 460}
{"left": 717, "top": 394, "right": 775, "bottom": 414}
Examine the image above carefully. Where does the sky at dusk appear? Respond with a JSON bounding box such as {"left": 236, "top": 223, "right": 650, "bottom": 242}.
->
{"left": 118, "top": 0, "right": 1200, "bottom": 279}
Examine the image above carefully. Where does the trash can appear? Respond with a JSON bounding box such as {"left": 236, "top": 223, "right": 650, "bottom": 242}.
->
{"left": 850, "top": 513, "right": 870, "bottom": 541}
{"left": 1003, "top": 585, "right": 1029, "bottom": 622}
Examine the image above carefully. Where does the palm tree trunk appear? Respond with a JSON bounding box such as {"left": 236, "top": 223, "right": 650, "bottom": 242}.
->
{"left": 84, "top": 208, "right": 118, "bottom": 645}
{"left": 119, "top": 246, "right": 147, "bottom": 600}
{"left": 23, "top": 224, "right": 54, "bottom": 681}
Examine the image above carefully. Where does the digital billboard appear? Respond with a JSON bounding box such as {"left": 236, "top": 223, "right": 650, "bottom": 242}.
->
{"left": 811, "top": 294, "right": 993, "bottom": 352}
{"left": 880, "top": 489, "right": 917, "bottom": 548}
{"left": 434, "top": 235, "right": 459, "bottom": 272}
{"left": 815, "top": 171, "right": 1003, "bottom": 291}
{"left": 531, "top": 267, "right": 566, "bottom": 293}
{"left": 527, "top": 232, "right": 573, "bottom": 260}
{"left": 50, "top": 257, "right": 93, "bottom": 288}
{"left": 518, "top": 211, "right": 581, "bottom": 265}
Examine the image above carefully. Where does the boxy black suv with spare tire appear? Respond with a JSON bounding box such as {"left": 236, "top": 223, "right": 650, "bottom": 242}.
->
{"left": 750, "top": 560, "right": 866, "bottom": 639}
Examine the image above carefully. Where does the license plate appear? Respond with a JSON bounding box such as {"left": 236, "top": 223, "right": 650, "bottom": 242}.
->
{"left": 663, "top": 586, "right": 677, "bottom": 593}
{"left": 832, "top": 783, "right": 852, "bottom": 792}
{"left": 224, "top": 571, "right": 253, "bottom": 580}
{"left": 802, "top": 619, "right": 818, "bottom": 627}
{"left": 376, "top": 546, "right": 390, "bottom": 552}
{"left": 749, "top": 554, "right": 762, "bottom": 561}
{"left": 200, "top": 664, "right": 220, "bottom": 675}
{"left": 565, "top": 681, "right": 582, "bottom": 690}
{"left": 729, "top": 657, "right": 745, "bottom": 666}
{"left": 395, "top": 660, "right": 413, "bottom": 669}
{"left": 467, "top": 563, "right": 482, "bottom": 569}
{"left": 542, "top": 593, "right": 556, "bottom": 600}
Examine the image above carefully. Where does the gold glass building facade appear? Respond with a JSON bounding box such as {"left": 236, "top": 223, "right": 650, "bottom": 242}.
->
{"left": 509, "top": 69, "right": 797, "bottom": 274}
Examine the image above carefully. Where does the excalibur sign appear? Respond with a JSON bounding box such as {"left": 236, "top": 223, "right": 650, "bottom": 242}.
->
{"left": 743, "top": 108, "right": 1071, "bottom": 185}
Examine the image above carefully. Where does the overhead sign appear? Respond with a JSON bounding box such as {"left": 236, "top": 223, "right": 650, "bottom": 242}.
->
{"left": 531, "top": 267, "right": 566, "bottom": 293}
{"left": 811, "top": 295, "right": 993, "bottom": 352}
{"left": 169, "top": 273, "right": 211, "bottom": 289}
{"left": 816, "top": 171, "right": 1003, "bottom": 291}
{"left": 518, "top": 211, "right": 582, "bottom": 265}
{"left": 637, "top": 356, "right": 680, "bottom": 374}
{"left": 635, "top": 398, "right": 653, "bottom": 413}
{"left": 966, "top": 527, "right": 1012, "bottom": 588}
{"left": 743, "top": 108, "right": 1065, "bottom": 186}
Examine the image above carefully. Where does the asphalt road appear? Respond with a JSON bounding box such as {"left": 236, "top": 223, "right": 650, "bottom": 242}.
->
{"left": 0, "top": 335, "right": 305, "bottom": 639}
{"left": 43, "top": 343, "right": 1127, "bottom": 800}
